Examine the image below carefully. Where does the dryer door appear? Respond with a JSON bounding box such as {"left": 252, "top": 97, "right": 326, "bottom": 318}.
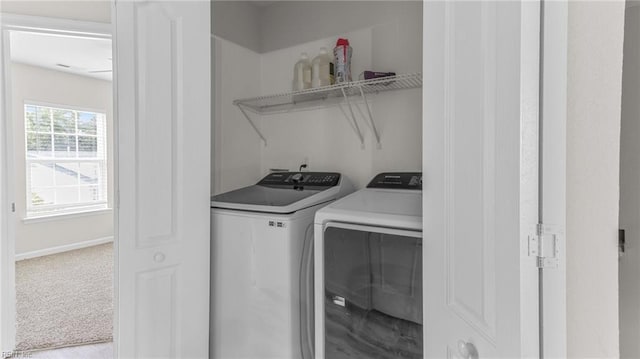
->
{"left": 315, "top": 222, "right": 422, "bottom": 359}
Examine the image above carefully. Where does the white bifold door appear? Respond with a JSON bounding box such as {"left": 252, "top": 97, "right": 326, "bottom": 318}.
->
{"left": 114, "top": 1, "right": 211, "bottom": 358}
{"left": 423, "top": 1, "right": 542, "bottom": 357}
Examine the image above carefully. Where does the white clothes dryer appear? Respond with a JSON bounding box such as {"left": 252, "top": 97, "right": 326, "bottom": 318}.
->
{"left": 313, "top": 172, "right": 423, "bottom": 359}
{"left": 210, "top": 171, "right": 353, "bottom": 359}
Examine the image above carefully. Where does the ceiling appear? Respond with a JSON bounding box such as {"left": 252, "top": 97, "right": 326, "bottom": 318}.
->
{"left": 10, "top": 31, "right": 112, "bottom": 82}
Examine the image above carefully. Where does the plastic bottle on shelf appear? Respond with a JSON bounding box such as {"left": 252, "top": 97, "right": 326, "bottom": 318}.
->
{"left": 311, "top": 47, "right": 333, "bottom": 88}
{"left": 293, "top": 52, "right": 312, "bottom": 91}
{"left": 333, "top": 38, "right": 352, "bottom": 83}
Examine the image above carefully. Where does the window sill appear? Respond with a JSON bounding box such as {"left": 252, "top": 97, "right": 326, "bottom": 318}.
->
{"left": 22, "top": 208, "right": 113, "bottom": 224}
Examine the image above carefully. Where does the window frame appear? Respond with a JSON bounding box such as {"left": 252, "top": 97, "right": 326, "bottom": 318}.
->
{"left": 23, "top": 101, "right": 109, "bottom": 218}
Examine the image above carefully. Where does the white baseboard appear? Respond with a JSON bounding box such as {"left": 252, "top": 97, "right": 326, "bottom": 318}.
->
{"left": 15, "top": 236, "right": 114, "bottom": 261}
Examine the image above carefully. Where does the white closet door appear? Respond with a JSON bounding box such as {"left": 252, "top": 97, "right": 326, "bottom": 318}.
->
{"left": 114, "top": 1, "right": 210, "bottom": 358}
{"left": 422, "top": 1, "right": 540, "bottom": 357}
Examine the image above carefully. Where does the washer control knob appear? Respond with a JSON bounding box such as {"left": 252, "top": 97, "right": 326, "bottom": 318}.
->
{"left": 291, "top": 173, "right": 304, "bottom": 183}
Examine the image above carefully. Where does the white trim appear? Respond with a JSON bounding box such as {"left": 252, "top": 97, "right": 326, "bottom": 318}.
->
{"left": 15, "top": 236, "right": 113, "bottom": 261}
{"left": 22, "top": 207, "right": 112, "bottom": 224}
{"left": 109, "top": 2, "right": 119, "bottom": 358}
{"left": 24, "top": 99, "right": 107, "bottom": 118}
{"left": 0, "top": 17, "right": 16, "bottom": 356}
{"left": 325, "top": 221, "right": 422, "bottom": 238}
{"left": 540, "top": 1, "right": 568, "bottom": 357}
{"left": 25, "top": 202, "right": 109, "bottom": 219}
{"left": 0, "top": 13, "right": 111, "bottom": 39}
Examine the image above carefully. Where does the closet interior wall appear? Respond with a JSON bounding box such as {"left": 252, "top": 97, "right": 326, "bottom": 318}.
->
{"left": 212, "top": 1, "right": 423, "bottom": 193}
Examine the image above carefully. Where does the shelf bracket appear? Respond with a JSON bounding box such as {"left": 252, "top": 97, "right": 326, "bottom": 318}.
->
{"left": 340, "top": 87, "right": 365, "bottom": 148}
{"left": 237, "top": 104, "right": 267, "bottom": 146}
{"left": 357, "top": 86, "right": 381, "bottom": 149}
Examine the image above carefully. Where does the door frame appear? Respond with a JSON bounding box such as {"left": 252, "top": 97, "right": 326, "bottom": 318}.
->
{"left": 0, "top": 13, "right": 115, "bottom": 355}
{"left": 538, "top": 1, "right": 568, "bottom": 357}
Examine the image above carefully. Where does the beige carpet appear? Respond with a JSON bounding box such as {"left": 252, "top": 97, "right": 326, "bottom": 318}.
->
{"left": 15, "top": 243, "right": 113, "bottom": 351}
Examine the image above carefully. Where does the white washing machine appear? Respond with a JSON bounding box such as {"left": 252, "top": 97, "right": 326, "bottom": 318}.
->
{"left": 313, "top": 172, "right": 423, "bottom": 359}
{"left": 210, "top": 171, "right": 353, "bottom": 359}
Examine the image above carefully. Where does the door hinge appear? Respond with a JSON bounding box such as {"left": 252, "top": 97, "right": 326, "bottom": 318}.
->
{"left": 528, "top": 223, "right": 560, "bottom": 269}
{"left": 11, "top": 202, "right": 15, "bottom": 213}
{"left": 619, "top": 229, "right": 626, "bottom": 255}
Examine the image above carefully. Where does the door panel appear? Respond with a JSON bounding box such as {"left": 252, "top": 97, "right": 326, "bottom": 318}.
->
{"left": 135, "top": 267, "right": 178, "bottom": 357}
{"left": 446, "top": 1, "right": 497, "bottom": 344}
{"left": 423, "top": 1, "right": 539, "bottom": 357}
{"left": 135, "top": 3, "right": 178, "bottom": 245}
{"left": 115, "top": 1, "right": 210, "bottom": 358}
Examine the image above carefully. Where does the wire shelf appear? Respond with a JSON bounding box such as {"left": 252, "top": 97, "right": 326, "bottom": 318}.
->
{"left": 233, "top": 72, "right": 422, "bottom": 114}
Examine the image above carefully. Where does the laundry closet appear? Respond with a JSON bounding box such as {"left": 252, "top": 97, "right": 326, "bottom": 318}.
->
{"left": 209, "top": 2, "right": 423, "bottom": 359}
{"left": 210, "top": 1, "right": 423, "bottom": 194}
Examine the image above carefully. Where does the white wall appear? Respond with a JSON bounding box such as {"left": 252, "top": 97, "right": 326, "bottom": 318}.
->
{"left": 0, "top": 1, "right": 110, "bottom": 23}
{"left": 259, "top": 1, "right": 422, "bottom": 53}
{"left": 567, "top": 1, "right": 625, "bottom": 357}
{"left": 619, "top": 4, "right": 640, "bottom": 358}
{"left": 259, "top": 23, "right": 421, "bottom": 188}
{"left": 212, "top": 1, "right": 423, "bottom": 54}
{"left": 212, "top": 1, "right": 261, "bottom": 53}
{"left": 11, "top": 63, "right": 114, "bottom": 254}
{"left": 212, "top": 3, "right": 422, "bottom": 193}
{"left": 212, "top": 37, "right": 263, "bottom": 194}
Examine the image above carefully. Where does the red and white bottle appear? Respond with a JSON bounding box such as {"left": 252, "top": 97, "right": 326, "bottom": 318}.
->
{"left": 333, "top": 38, "right": 352, "bottom": 83}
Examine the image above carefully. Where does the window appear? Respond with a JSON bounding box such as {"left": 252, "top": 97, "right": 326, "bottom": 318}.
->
{"left": 24, "top": 103, "right": 108, "bottom": 217}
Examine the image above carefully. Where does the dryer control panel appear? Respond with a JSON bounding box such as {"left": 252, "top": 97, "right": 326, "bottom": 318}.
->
{"left": 367, "top": 172, "right": 422, "bottom": 190}
{"left": 258, "top": 172, "right": 341, "bottom": 187}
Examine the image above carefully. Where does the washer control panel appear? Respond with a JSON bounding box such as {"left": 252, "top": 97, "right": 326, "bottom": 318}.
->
{"left": 366, "top": 172, "right": 422, "bottom": 190}
{"left": 258, "top": 172, "right": 341, "bottom": 187}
